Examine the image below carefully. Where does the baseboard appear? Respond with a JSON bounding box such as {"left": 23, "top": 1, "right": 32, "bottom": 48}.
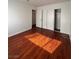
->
{"left": 8, "top": 27, "right": 32, "bottom": 37}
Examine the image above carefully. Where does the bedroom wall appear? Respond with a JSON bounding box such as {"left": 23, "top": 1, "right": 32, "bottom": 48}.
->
{"left": 36, "top": 1, "right": 71, "bottom": 35}
{"left": 8, "top": 0, "right": 36, "bottom": 37}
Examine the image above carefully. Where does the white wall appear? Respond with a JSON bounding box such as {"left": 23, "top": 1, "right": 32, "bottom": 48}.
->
{"left": 36, "top": 1, "right": 71, "bottom": 35}
{"left": 8, "top": 0, "right": 36, "bottom": 37}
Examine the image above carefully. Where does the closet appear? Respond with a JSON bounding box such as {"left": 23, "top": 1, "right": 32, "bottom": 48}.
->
{"left": 36, "top": 8, "right": 61, "bottom": 31}
{"left": 54, "top": 9, "right": 61, "bottom": 32}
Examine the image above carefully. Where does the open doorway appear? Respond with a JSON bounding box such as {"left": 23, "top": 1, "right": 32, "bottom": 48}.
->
{"left": 54, "top": 9, "right": 61, "bottom": 32}
{"left": 32, "top": 10, "right": 36, "bottom": 28}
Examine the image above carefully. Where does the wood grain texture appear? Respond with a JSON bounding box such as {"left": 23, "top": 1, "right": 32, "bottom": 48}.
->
{"left": 8, "top": 27, "right": 71, "bottom": 59}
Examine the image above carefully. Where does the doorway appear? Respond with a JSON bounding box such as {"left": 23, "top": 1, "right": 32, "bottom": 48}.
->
{"left": 54, "top": 9, "right": 61, "bottom": 32}
{"left": 32, "top": 10, "right": 36, "bottom": 28}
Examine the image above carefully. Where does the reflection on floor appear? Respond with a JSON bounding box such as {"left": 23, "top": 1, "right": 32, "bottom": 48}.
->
{"left": 25, "top": 32, "right": 62, "bottom": 54}
{"left": 8, "top": 27, "right": 71, "bottom": 59}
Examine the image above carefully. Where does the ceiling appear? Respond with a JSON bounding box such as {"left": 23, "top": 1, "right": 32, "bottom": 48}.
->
{"left": 16, "top": 0, "right": 70, "bottom": 7}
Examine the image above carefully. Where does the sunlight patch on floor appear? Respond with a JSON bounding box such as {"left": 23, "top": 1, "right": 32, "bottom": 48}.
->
{"left": 25, "top": 32, "right": 62, "bottom": 54}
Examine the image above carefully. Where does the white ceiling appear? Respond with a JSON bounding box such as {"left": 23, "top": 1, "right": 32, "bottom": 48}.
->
{"left": 16, "top": 0, "right": 70, "bottom": 7}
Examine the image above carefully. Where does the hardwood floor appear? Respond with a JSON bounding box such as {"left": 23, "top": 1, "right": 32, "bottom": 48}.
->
{"left": 8, "top": 27, "right": 71, "bottom": 59}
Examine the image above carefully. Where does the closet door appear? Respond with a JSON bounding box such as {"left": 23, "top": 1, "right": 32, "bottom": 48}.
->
{"left": 42, "top": 9, "right": 47, "bottom": 29}
{"left": 46, "top": 9, "right": 54, "bottom": 30}
{"left": 36, "top": 9, "right": 42, "bottom": 28}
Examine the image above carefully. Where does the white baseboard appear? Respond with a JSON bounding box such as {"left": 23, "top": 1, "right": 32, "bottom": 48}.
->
{"left": 8, "top": 27, "right": 32, "bottom": 37}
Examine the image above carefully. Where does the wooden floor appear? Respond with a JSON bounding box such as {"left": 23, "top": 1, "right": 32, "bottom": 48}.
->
{"left": 8, "top": 27, "right": 71, "bottom": 59}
